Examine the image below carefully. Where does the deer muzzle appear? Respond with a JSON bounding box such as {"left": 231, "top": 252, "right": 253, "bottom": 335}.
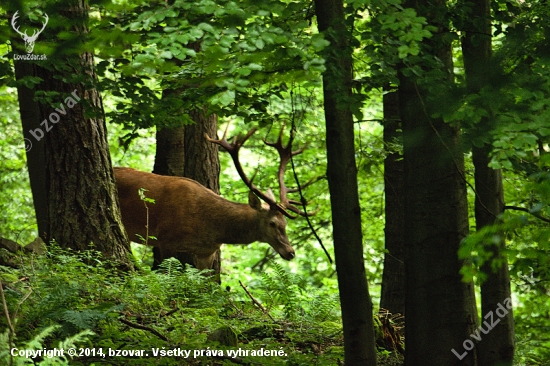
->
{"left": 278, "top": 247, "right": 296, "bottom": 260}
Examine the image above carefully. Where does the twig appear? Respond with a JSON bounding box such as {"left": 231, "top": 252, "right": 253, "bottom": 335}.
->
{"left": 162, "top": 307, "right": 179, "bottom": 317}
{"left": 504, "top": 205, "right": 550, "bottom": 223}
{"left": 288, "top": 93, "right": 333, "bottom": 265}
{"left": 119, "top": 318, "right": 169, "bottom": 341}
{"left": 1, "top": 284, "right": 14, "bottom": 366}
{"left": 11, "top": 277, "right": 29, "bottom": 286}
{"left": 0, "top": 284, "right": 14, "bottom": 334}
{"left": 13, "top": 287, "right": 32, "bottom": 322}
{"left": 239, "top": 280, "right": 275, "bottom": 322}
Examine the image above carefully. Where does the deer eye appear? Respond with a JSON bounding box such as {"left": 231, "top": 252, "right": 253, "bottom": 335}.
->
{"left": 269, "top": 221, "right": 276, "bottom": 228}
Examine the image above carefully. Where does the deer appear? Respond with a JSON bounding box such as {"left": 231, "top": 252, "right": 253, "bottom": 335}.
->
{"left": 114, "top": 127, "right": 312, "bottom": 270}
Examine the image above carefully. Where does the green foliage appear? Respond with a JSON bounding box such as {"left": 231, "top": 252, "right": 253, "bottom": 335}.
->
{"left": 1, "top": 245, "right": 345, "bottom": 365}
{"left": 0, "top": 87, "right": 34, "bottom": 244}
{"left": 356, "top": 0, "right": 438, "bottom": 92}
{"left": 261, "top": 262, "right": 308, "bottom": 321}
{"left": 0, "top": 325, "right": 94, "bottom": 366}
{"left": 89, "top": 0, "right": 325, "bottom": 140}
{"left": 3, "top": 0, "right": 550, "bottom": 362}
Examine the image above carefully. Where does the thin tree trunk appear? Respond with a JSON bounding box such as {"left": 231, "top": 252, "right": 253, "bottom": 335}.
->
{"left": 380, "top": 88, "right": 405, "bottom": 316}
{"left": 472, "top": 147, "right": 514, "bottom": 365}
{"left": 462, "top": 0, "right": 514, "bottom": 363}
{"left": 314, "top": 0, "right": 377, "bottom": 365}
{"left": 399, "top": 0, "right": 477, "bottom": 364}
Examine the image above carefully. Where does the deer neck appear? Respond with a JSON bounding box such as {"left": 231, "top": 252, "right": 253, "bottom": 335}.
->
{"left": 213, "top": 202, "right": 260, "bottom": 244}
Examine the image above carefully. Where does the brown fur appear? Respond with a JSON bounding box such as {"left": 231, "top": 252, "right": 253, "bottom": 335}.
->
{"left": 114, "top": 167, "right": 295, "bottom": 269}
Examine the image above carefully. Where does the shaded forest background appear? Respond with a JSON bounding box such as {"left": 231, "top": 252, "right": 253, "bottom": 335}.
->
{"left": 0, "top": 0, "right": 549, "bottom": 365}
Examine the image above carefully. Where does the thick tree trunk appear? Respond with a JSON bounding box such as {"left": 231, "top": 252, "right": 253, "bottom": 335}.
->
{"left": 314, "top": 1, "right": 377, "bottom": 365}
{"left": 14, "top": 2, "right": 132, "bottom": 267}
{"left": 153, "top": 126, "right": 185, "bottom": 177}
{"left": 184, "top": 109, "right": 220, "bottom": 193}
{"left": 380, "top": 89, "right": 405, "bottom": 316}
{"left": 462, "top": 0, "right": 514, "bottom": 363}
{"left": 399, "top": 0, "right": 477, "bottom": 364}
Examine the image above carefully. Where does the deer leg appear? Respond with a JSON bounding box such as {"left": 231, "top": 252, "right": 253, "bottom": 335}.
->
{"left": 195, "top": 253, "right": 216, "bottom": 270}
{"left": 152, "top": 246, "right": 179, "bottom": 270}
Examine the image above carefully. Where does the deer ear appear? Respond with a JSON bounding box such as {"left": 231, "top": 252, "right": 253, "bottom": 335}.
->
{"left": 265, "top": 188, "right": 276, "bottom": 202}
{"left": 248, "top": 191, "right": 262, "bottom": 211}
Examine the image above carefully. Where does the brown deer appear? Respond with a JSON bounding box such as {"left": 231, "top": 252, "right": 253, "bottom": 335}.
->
{"left": 114, "top": 127, "right": 311, "bottom": 270}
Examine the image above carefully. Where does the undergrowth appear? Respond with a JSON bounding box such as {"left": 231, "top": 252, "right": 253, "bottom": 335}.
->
{"left": 0, "top": 245, "right": 346, "bottom": 365}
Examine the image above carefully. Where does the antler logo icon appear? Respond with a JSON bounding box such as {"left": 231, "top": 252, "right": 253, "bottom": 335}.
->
{"left": 11, "top": 11, "right": 49, "bottom": 53}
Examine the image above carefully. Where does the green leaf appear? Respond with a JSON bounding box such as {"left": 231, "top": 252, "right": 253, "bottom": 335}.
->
{"left": 159, "top": 50, "right": 172, "bottom": 59}
{"left": 255, "top": 39, "right": 265, "bottom": 49}
{"left": 211, "top": 90, "right": 235, "bottom": 106}
{"left": 311, "top": 34, "right": 330, "bottom": 51}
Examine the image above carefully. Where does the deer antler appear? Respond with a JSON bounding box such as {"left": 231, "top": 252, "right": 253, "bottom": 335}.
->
{"left": 33, "top": 13, "right": 49, "bottom": 40}
{"left": 11, "top": 11, "right": 26, "bottom": 38}
{"left": 206, "top": 125, "right": 295, "bottom": 218}
{"left": 207, "top": 124, "right": 316, "bottom": 219}
{"left": 263, "top": 128, "right": 315, "bottom": 217}
{"left": 11, "top": 11, "right": 48, "bottom": 39}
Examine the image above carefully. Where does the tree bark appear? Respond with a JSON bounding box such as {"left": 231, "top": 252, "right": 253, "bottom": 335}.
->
{"left": 399, "top": 0, "right": 477, "bottom": 364}
{"left": 153, "top": 126, "right": 185, "bottom": 177}
{"left": 14, "top": 2, "right": 132, "bottom": 267}
{"left": 380, "top": 89, "right": 405, "bottom": 317}
{"left": 314, "top": 0, "right": 377, "bottom": 365}
{"left": 462, "top": 0, "right": 514, "bottom": 363}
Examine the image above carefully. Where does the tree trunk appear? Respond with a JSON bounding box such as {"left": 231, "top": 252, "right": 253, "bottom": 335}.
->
{"left": 153, "top": 126, "right": 185, "bottom": 177}
{"left": 399, "top": 0, "right": 477, "bottom": 364}
{"left": 380, "top": 89, "right": 405, "bottom": 316}
{"left": 14, "top": 2, "right": 132, "bottom": 267}
{"left": 462, "top": 0, "right": 514, "bottom": 363}
{"left": 13, "top": 61, "right": 48, "bottom": 240}
{"left": 472, "top": 147, "right": 514, "bottom": 365}
{"left": 314, "top": 0, "right": 377, "bottom": 365}
{"left": 184, "top": 109, "right": 220, "bottom": 193}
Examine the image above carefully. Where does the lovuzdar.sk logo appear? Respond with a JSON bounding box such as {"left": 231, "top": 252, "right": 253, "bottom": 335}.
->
{"left": 11, "top": 10, "right": 48, "bottom": 60}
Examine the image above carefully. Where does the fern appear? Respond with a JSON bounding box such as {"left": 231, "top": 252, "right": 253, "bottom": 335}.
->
{"left": 306, "top": 293, "right": 339, "bottom": 322}
{"left": 62, "top": 304, "right": 125, "bottom": 331}
{"left": 157, "top": 257, "right": 185, "bottom": 276}
{"left": 261, "top": 262, "right": 307, "bottom": 321}
{"left": 0, "top": 325, "right": 93, "bottom": 366}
